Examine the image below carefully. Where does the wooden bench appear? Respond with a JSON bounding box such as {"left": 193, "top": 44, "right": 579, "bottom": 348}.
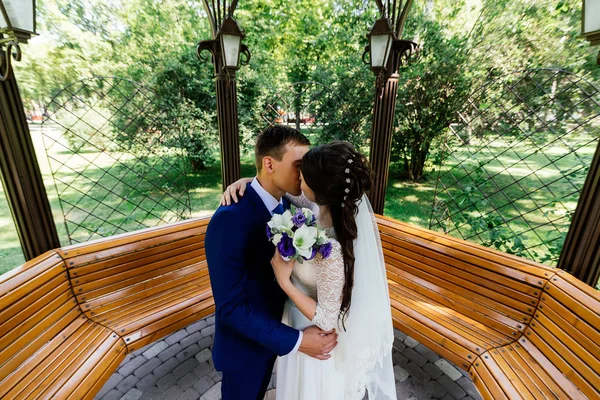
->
{"left": 377, "top": 215, "right": 600, "bottom": 400}
{"left": 0, "top": 216, "right": 213, "bottom": 399}
{"left": 2, "top": 212, "right": 599, "bottom": 399}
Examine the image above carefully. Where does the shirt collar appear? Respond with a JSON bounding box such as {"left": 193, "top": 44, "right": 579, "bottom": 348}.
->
{"left": 251, "top": 177, "right": 283, "bottom": 215}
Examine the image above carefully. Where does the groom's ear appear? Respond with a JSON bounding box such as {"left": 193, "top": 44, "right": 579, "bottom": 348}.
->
{"left": 263, "top": 156, "right": 275, "bottom": 174}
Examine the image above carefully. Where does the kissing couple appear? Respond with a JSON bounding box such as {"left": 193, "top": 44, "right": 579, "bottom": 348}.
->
{"left": 205, "top": 125, "right": 397, "bottom": 400}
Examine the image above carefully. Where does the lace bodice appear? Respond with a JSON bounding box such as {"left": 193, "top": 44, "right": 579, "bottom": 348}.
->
{"left": 284, "top": 193, "right": 344, "bottom": 331}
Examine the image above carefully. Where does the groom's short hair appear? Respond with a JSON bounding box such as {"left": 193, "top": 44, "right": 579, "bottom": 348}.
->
{"left": 255, "top": 125, "right": 311, "bottom": 171}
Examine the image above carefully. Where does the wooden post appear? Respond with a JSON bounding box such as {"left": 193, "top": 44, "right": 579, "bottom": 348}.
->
{"left": 215, "top": 71, "right": 241, "bottom": 191}
{"left": 368, "top": 75, "right": 399, "bottom": 214}
{"left": 0, "top": 50, "right": 61, "bottom": 259}
{"left": 557, "top": 139, "right": 600, "bottom": 287}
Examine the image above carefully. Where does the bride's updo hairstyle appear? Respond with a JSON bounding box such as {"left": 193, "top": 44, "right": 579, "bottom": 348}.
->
{"left": 300, "top": 141, "right": 373, "bottom": 328}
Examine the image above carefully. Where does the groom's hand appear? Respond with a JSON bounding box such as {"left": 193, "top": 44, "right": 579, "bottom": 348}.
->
{"left": 298, "top": 326, "right": 338, "bottom": 360}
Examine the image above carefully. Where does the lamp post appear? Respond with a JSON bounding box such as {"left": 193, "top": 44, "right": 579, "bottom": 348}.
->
{"left": 197, "top": 2, "right": 250, "bottom": 191}
{"left": 582, "top": 0, "right": 600, "bottom": 64}
{"left": 0, "top": 0, "right": 61, "bottom": 259}
{"left": 363, "top": 8, "right": 418, "bottom": 215}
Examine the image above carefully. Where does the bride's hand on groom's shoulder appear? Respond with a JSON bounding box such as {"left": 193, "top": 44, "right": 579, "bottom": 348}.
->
{"left": 299, "top": 326, "right": 338, "bottom": 361}
{"left": 220, "top": 177, "right": 253, "bottom": 206}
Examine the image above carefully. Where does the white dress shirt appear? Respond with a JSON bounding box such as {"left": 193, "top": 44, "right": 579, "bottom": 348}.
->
{"left": 250, "top": 177, "right": 303, "bottom": 354}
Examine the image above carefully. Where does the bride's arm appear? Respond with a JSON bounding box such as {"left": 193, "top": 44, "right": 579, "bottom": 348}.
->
{"left": 271, "top": 242, "right": 344, "bottom": 332}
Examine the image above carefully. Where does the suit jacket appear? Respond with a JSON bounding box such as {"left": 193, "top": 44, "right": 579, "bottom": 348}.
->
{"left": 205, "top": 183, "right": 300, "bottom": 371}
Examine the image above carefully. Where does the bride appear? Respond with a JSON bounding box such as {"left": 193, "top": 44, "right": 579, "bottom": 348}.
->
{"left": 223, "top": 141, "right": 397, "bottom": 400}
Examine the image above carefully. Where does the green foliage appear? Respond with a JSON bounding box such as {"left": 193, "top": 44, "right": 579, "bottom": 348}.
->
{"left": 391, "top": 15, "right": 472, "bottom": 181}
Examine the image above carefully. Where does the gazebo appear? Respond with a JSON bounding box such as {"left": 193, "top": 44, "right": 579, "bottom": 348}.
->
{"left": 1, "top": 1, "right": 599, "bottom": 399}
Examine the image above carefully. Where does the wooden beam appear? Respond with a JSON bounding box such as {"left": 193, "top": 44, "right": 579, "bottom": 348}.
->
{"left": 0, "top": 49, "right": 61, "bottom": 259}
{"left": 557, "top": 139, "right": 600, "bottom": 287}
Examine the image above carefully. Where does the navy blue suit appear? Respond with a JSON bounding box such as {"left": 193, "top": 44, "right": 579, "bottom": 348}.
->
{"left": 205, "top": 183, "right": 300, "bottom": 399}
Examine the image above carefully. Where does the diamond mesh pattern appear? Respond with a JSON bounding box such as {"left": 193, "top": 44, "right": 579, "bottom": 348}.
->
{"left": 42, "top": 77, "right": 192, "bottom": 244}
{"left": 430, "top": 69, "right": 600, "bottom": 265}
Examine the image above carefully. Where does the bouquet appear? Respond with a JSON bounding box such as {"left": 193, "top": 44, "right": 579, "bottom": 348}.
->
{"left": 267, "top": 205, "right": 332, "bottom": 264}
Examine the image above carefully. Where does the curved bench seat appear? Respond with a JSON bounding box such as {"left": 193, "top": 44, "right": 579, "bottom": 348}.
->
{"left": 377, "top": 215, "right": 600, "bottom": 400}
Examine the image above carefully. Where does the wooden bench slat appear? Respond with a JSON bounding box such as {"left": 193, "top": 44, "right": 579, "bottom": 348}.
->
{"left": 386, "top": 256, "right": 533, "bottom": 325}
{"left": 74, "top": 248, "right": 206, "bottom": 293}
{"left": 388, "top": 269, "right": 522, "bottom": 341}
{"left": 508, "top": 342, "right": 572, "bottom": 399}
{"left": 518, "top": 336, "right": 587, "bottom": 399}
{"left": 118, "top": 288, "right": 213, "bottom": 335}
{"left": 0, "top": 315, "right": 87, "bottom": 398}
{"left": 383, "top": 246, "right": 539, "bottom": 314}
{"left": 487, "top": 348, "right": 540, "bottom": 399}
{"left": 26, "top": 323, "right": 115, "bottom": 399}
{"left": 377, "top": 216, "right": 554, "bottom": 275}
{"left": 535, "top": 311, "right": 600, "bottom": 375}
{"left": 478, "top": 351, "right": 524, "bottom": 399}
{"left": 60, "top": 222, "right": 208, "bottom": 265}
{"left": 53, "top": 332, "right": 123, "bottom": 400}
{"left": 538, "top": 295, "right": 600, "bottom": 359}
{"left": 0, "top": 251, "right": 63, "bottom": 291}
{"left": 389, "top": 282, "right": 507, "bottom": 348}
{"left": 80, "top": 262, "right": 207, "bottom": 311}
{"left": 0, "top": 277, "right": 71, "bottom": 339}
{"left": 546, "top": 277, "right": 600, "bottom": 327}
{"left": 0, "top": 303, "right": 80, "bottom": 374}
{"left": 74, "top": 254, "right": 206, "bottom": 301}
{"left": 100, "top": 278, "right": 211, "bottom": 328}
{"left": 470, "top": 362, "right": 508, "bottom": 400}
{"left": 72, "top": 342, "right": 127, "bottom": 400}
{"left": 531, "top": 314, "right": 600, "bottom": 391}
{"left": 0, "top": 284, "right": 74, "bottom": 354}
{"left": 381, "top": 235, "right": 542, "bottom": 300}
{"left": 70, "top": 237, "right": 205, "bottom": 283}
{"left": 524, "top": 328, "right": 597, "bottom": 399}
{"left": 123, "top": 298, "right": 215, "bottom": 351}
{"left": 85, "top": 267, "right": 209, "bottom": 317}
{"left": 4, "top": 319, "right": 102, "bottom": 399}
{"left": 0, "top": 258, "right": 67, "bottom": 317}
{"left": 390, "top": 299, "right": 475, "bottom": 366}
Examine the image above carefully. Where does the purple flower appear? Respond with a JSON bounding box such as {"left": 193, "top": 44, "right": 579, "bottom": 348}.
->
{"left": 277, "top": 232, "right": 296, "bottom": 258}
{"left": 318, "top": 242, "right": 333, "bottom": 259}
{"left": 266, "top": 224, "right": 273, "bottom": 240}
{"left": 292, "top": 210, "right": 307, "bottom": 227}
{"left": 306, "top": 246, "right": 318, "bottom": 260}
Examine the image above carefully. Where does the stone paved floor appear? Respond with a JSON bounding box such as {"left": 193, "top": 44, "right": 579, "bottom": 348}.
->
{"left": 95, "top": 315, "right": 482, "bottom": 400}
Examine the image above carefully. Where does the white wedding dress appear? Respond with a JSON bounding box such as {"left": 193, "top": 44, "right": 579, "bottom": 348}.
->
{"left": 276, "top": 194, "right": 397, "bottom": 400}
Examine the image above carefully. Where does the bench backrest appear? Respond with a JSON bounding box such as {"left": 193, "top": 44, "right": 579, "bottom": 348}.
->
{"left": 0, "top": 251, "right": 82, "bottom": 398}
{"left": 377, "top": 216, "right": 555, "bottom": 347}
{"left": 56, "top": 217, "right": 212, "bottom": 351}
{"left": 524, "top": 270, "right": 600, "bottom": 399}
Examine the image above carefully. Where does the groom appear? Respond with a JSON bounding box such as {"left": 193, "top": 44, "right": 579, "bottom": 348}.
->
{"left": 205, "top": 126, "right": 338, "bottom": 400}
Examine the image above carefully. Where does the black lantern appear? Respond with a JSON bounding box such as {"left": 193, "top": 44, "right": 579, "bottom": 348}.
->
{"left": 0, "top": 0, "right": 36, "bottom": 43}
{"left": 367, "top": 17, "right": 395, "bottom": 73}
{"left": 219, "top": 17, "right": 244, "bottom": 71}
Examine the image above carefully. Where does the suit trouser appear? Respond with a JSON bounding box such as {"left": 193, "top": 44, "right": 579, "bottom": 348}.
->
{"left": 221, "top": 356, "right": 277, "bottom": 400}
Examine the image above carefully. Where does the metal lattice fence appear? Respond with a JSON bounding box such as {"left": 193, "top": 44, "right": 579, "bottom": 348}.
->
{"left": 430, "top": 69, "right": 600, "bottom": 265}
{"left": 42, "top": 77, "right": 192, "bottom": 245}
{"left": 261, "top": 81, "right": 368, "bottom": 149}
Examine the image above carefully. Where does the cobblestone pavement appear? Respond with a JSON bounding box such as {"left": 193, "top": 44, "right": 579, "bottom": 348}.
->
{"left": 95, "top": 315, "right": 482, "bottom": 400}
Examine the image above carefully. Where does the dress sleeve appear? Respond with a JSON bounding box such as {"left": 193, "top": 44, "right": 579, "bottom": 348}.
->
{"left": 311, "top": 240, "right": 345, "bottom": 331}
{"left": 285, "top": 193, "right": 319, "bottom": 215}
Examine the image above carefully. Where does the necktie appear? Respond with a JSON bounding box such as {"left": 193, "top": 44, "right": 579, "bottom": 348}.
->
{"left": 272, "top": 203, "right": 285, "bottom": 215}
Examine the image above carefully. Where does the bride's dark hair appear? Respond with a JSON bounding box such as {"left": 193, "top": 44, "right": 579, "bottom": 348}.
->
{"left": 300, "top": 141, "right": 373, "bottom": 329}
